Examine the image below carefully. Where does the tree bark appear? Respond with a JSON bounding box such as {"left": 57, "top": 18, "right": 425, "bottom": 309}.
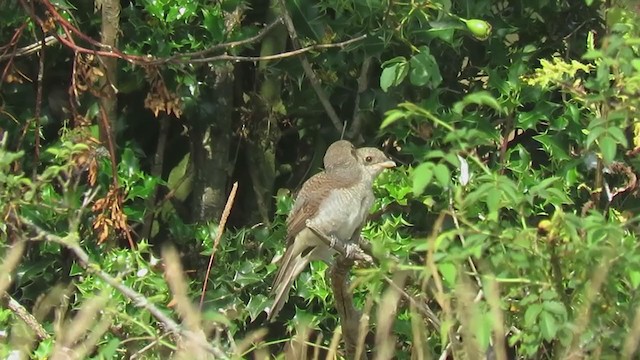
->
{"left": 191, "top": 63, "right": 234, "bottom": 222}
{"left": 190, "top": 6, "right": 244, "bottom": 222}
{"left": 243, "top": 3, "right": 286, "bottom": 224}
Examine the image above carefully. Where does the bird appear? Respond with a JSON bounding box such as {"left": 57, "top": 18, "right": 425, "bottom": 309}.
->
{"left": 267, "top": 141, "right": 396, "bottom": 321}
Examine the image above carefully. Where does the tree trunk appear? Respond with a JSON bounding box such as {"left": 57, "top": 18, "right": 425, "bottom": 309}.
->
{"left": 97, "top": 0, "right": 119, "bottom": 145}
{"left": 190, "top": 6, "right": 245, "bottom": 222}
{"left": 191, "top": 64, "right": 234, "bottom": 222}
{"left": 243, "top": 3, "right": 286, "bottom": 224}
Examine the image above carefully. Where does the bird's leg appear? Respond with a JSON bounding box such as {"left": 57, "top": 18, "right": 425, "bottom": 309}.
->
{"left": 344, "top": 243, "right": 360, "bottom": 259}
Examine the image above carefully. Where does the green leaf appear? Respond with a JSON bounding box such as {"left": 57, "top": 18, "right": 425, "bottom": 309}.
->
{"left": 380, "top": 109, "right": 406, "bottom": 129}
{"left": 534, "top": 134, "right": 570, "bottom": 160}
{"left": 438, "top": 262, "right": 457, "bottom": 287}
{"left": 246, "top": 294, "right": 270, "bottom": 322}
{"left": 167, "top": 153, "right": 193, "bottom": 201}
{"left": 409, "top": 48, "right": 442, "bottom": 89}
{"left": 433, "top": 163, "right": 450, "bottom": 187}
{"left": 98, "top": 338, "right": 121, "bottom": 358}
{"left": 380, "top": 60, "right": 409, "bottom": 92}
{"left": 607, "top": 127, "right": 628, "bottom": 147}
{"left": 524, "top": 303, "right": 543, "bottom": 327}
{"left": 629, "top": 270, "right": 640, "bottom": 289}
{"left": 543, "top": 301, "right": 567, "bottom": 318}
{"left": 412, "top": 162, "right": 434, "bottom": 196}
{"left": 586, "top": 126, "right": 607, "bottom": 148}
{"left": 599, "top": 135, "right": 617, "bottom": 164}
{"left": 453, "top": 91, "right": 503, "bottom": 114}
{"left": 539, "top": 311, "right": 558, "bottom": 341}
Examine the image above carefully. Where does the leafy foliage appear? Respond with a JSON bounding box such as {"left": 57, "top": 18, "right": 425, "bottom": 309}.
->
{"left": 1, "top": 0, "right": 640, "bottom": 359}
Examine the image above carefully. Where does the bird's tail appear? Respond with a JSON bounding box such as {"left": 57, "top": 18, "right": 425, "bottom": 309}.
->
{"left": 267, "top": 246, "right": 313, "bottom": 322}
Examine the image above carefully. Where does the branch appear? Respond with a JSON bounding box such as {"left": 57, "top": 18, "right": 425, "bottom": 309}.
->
{"left": 17, "top": 1, "right": 364, "bottom": 69}
{"left": 347, "top": 56, "right": 372, "bottom": 141}
{"left": 186, "top": 35, "right": 366, "bottom": 63}
{"left": 276, "top": 0, "right": 348, "bottom": 134}
{"left": 16, "top": 217, "right": 228, "bottom": 359}
{"left": 306, "top": 223, "right": 442, "bottom": 329}
{"left": 0, "top": 35, "right": 59, "bottom": 60}
{"left": 305, "top": 223, "right": 373, "bottom": 264}
{"left": 2, "top": 292, "right": 50, "bottom": 340}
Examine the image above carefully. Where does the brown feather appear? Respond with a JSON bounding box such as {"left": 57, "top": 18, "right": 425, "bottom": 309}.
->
{"left": 285, "top": 167, "right": 360, "bottom": 241}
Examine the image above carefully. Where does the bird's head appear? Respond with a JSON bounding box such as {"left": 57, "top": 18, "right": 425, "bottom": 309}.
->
{"left": 324, "top": 140, "right": 358, "bottom": 170}
{"left": 356, "top": 147, "right": 396, "bottom": 178}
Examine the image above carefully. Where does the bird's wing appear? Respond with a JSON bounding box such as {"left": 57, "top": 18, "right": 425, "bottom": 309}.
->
{"left": 285, "top": 169, "right": 359, "bottom": 240}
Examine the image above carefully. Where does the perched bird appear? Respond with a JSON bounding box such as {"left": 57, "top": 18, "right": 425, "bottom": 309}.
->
{"left": 267, "top": 141, "right": 395, "bottom": 321}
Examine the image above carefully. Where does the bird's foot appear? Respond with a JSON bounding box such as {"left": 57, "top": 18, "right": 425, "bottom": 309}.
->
{"left": 345, "top": 243, "right": 374, "bottom": 264}
{"left": 330, "top": 235, "right": 339, "bottom": 249}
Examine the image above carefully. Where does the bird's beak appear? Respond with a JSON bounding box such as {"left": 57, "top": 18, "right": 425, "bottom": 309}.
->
{"left": 379, "top": 160, "right": 397, "bottom": 168}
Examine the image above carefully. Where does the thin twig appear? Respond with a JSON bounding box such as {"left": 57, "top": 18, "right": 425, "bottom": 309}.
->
{"left": 199, "top": 182, "right": 239, "bottom": 310}
{"left": 32, "top": 32, "right": 45, "bottom": 180}
{"left": 276, "top": 0, "right": 348, "bottom": 134}
{"left": 0, "top": 35, "right": 59, "bottom": 61}
{"left": 187, "top": 35, "right": 366, "bottom": 63}
{"left": 347, "top": 57, "right": 372, "bottom": 141}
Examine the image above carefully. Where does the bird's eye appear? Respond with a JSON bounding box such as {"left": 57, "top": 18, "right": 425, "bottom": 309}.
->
{"left": 365, "top": 156, "right": 373, "bottom": 162}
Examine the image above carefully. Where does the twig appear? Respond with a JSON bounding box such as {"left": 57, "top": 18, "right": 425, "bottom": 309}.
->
{"left": 187, "top": 36, "right": 366, "bottom": 63}
{"left": 347, "top": 57, "right": 372, "bottom": 141}
{"left": 2, "top": 292, "right": 50, "bottom": 340}
{"left": 0, "top": 22, "right": 27, "bottom": 86}
{"left": 306, "top": 224, "right": 373, "bottom": 264}
{"left": 199, "top": 182, "right": 239, "bottom": 310}
{"left": 276, "top": 0, "right": 349, "bottom": 134}
{"left": 32, "top": 32, "right": 45, "bottom": 180}
{"left": 0, "top": 35, "right": 59, "bottom": 61}
{"left": 16, "top": 217, "right": 228, "bottom": 359}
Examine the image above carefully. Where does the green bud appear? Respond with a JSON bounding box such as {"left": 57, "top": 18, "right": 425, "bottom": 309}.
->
{"left": 464, "top": 19, "right": 492, "bottom": 40}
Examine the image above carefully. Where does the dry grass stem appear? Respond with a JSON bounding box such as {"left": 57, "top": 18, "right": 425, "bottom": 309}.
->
{"left": 200, "top": 181, "right": 239, "bottom": 309}
{"left": 374, "top": 272, "right": 407, "bottom": 360}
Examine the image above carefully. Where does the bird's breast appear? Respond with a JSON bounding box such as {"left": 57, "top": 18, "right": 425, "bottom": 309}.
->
{"left": 313, "top": 185, "right": 372, "bottom": 241}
